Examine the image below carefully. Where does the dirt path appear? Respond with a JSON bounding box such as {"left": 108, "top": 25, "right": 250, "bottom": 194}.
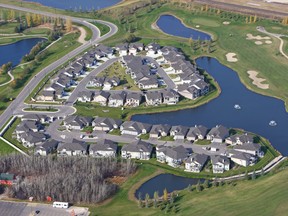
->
{"left": 75, "top": 26, "right": 87, "bottom": 44}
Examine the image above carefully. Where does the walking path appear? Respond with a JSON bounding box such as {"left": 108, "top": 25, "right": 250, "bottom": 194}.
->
{"left": 0, "top": 71, "right": 14, "bottom": 87}
{"left": 257, "top": 26, "right": 288, "bottom": 60}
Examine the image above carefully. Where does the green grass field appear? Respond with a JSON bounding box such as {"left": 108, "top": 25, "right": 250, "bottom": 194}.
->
{"left": 92, "top": 22, "right": 110, "bottom": 36}
{"left": 0, "top": 139, "right": 16, "bottom": 155}
{"left": 89, "top": 161, "right": 288, "bottom": 216}
{"left": 0, "top": 22, "right": 19, "bottom": 34}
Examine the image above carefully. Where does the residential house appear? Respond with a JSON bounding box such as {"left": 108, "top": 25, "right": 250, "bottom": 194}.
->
{"left": 47, "top": 83, "right": 65, "bottom": 99}
{"left": 18, "top": 131, "right": 46, "bottom": 148}
{"left": 225, "top": 133, "right": 254, "bottom": 145}
{"left": 211, "top": 155, "right": 230, "bottom": 173}
{"left": 149, "top": 124, "right": 171, "bottom": 139}
{"left": 129, "top": 42, "right": 144, "bottom": 55}
{"left": 63, "top": 115, "right": 93, "bottom": 130}
{"left": 156, "top": 145, "right": 190, "bottom": 167}
{"left": 95, "top": 44, "right": 114, "bottom": 59}
{"left": 116, "top": 43, "right": 129, "bottom": 56}
{"left": 35, "top": 139, "right": 59, "bottom": 156}
{"left": 21, "top": 114, "right": 50, "bottom": 124}
{"left": 56, "top": 74, "right": 75, "bottom": 88}
{"left": 206, "top": 125, "right": 229, "bottom": 143}
{"left": 185, "top": 154, "right": 209, "bottom": 173}
{"left": 121, "top": 140, "right": 153, "bottom": 160}
{"left": 92, "top": 117, "right": 122, "bottom": 132}
{"left": 120, "top": 121, "right": 152, "bottom": 136}
{"left": 87, "top": 76, "right": 106, "bottom": 87}
{"left": 77, "top": 91, "right": 94, "bottom": 102}
{"left": 229, "top": 150, "right": 257, "bottom": 167}
{"left": 162, "top": 89, "right": 180, "bottom": 105}
{"left": 57, "top": 139, "right": 88, "bottom": 156}
{"left": 93, "top": 91, "right": 110, "bottom": 106}
{"left": 186, "top": 125, "right": 208, "bottom": 142}
{"left": 37, "top": 90, "right": 55, "bottom": 101}
{"left": 125, "top": 92, "right": 142, "bottom": 107}
{"left": 15, "top": 120, "right": 43, "bottom": 134}
{"left": 108, "top": 92, "right": 126, "bottom": 107}
{"left": 234, "top": 143, "right": 264, "bottom": 157}
{"left": 89, "top": 139, "right": 117, "bottom": 157}
{"left": 145, "top": 43, "right": 162, "bottom": 57}
{"left": 145, "top": 91, "right": 162, "bottom": 106}
{"left": 177, "top": 84, "right": 200, "bottom": 100}
{"left": 170, "top": 125, "right": 189, "bottom": 140}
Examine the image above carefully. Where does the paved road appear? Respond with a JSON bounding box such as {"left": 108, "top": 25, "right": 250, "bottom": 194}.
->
{"left": 0, "top": 201, "right": 89, "bottom": 216}
{"left": 66, "top": 58, "right": 119, "bottom": 105}
{"left": 0, "top": 3, "right": 118, "bottom": 128}
{"left": 196, "top": 0, "right": 288, "bottom": 18}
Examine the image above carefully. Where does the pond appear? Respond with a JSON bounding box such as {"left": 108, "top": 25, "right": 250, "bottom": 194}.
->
{"left": 0, "top": 38, "right": 45, "bottom": 67}
{"left": 132, "top": 57, "right": 288, "bottom": 156}
{"left": 135, "top": 174, "right": 202, "bottom": 198}
{"left": 156, "top": 15, "right": 212, "bottom": 40}
{"left": 24, "top": 0, "right": 121, "bottom": 11}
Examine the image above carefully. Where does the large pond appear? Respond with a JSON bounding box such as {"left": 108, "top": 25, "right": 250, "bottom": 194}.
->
{"left": 157, "top": 15, "right": 211, "bottom": 40}
{"left": 24, "top": 0, "right": 121, "bottom": 11}
{"left": 0, "top": 38, "right": 45, "bottom": 67}
{"left": 132, "top": 57, "right": 288, "bottom": 156}
{"left": 135, "top": 174, "right": 202, "bottom": 198}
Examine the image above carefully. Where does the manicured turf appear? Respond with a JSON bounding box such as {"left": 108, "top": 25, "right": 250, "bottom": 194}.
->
{"left": 0, "top": 139, "right": 16, "bottom": 155}
{"left": 92, "top": 22, "right": 110, "bottom": 36}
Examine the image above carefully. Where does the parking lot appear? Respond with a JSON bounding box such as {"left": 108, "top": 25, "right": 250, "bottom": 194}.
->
{"left": 0, "top": 201, "right": 89, "bottom": 216}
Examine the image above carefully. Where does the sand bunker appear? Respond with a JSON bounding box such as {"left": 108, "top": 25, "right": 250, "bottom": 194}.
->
{"left": 196, "top": 25, "right": 200, "bottom": 28}
{"left": 247, "top": 70, "right": 269, "bottom": 89}
{"left": 265, "top": 40, "right": 272, "bottom": 44}
{"left": 226, "top": 53, "right": 238, "bottom": 62}
{"left": 223, "top": 21, "right": 230, "bottom": 25}
{"left": 255, "top": 41, "right": 263, "bottom": 45}
{"left": 246, "top": 33, "right": 271, "bottom": 40}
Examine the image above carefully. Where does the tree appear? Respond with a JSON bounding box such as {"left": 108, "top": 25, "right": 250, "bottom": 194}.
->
{"left": 245, "top": 170, "right": 249, "bottom": 180}
{"left": 203, "top": 179, "right": 209, "bottom": 189}
{"left": 196, "top": 180, "right": 202, "bottom": 192}
{"left": 145, "top": 193, "right": 150, "bottom": 208}
{"left": 66, "top": 18, "right": 72, "bottom": 32}
{"left": 126, "top": 33, "right": 136, "bottom": 43}
{"left": 261, "top": 167, "right": 265, "bottom": 176}
{"left": 153, "top": 191, "right": 159, "bottom": 207}
{"left": 252, "top": 170, "right": 256, "bottom": 180}
{"left": 8, "top": 10, "right": 15, "bottom": 21}
{"left": 163, "top": 188, "right": 168, "bottom": 202}
{"left": 170, "top": 192, "right": 175, "bottom": 204}
{"left": 165, "top": 204, "right": 170, "bottom": 214}
{"left": 26, "top": 13, "right": 32, "bottom": 27}
{"left": 189, "top": 37, "right": 194, "bottom": 48}
{"left": 1, "top": 62, "right": 13, "bottom": 74}
{"left": 253, "top": 15, "right": 257, "bottom": 23}
{"left": 213, "top": 178, "right": 218, "bottom": 187}
{"left": 172, "top": 205, "right": 177, "bottom": 213}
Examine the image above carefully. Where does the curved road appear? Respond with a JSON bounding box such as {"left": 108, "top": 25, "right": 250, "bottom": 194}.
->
{"left": 0, "top": 3, "right": 118, "bottom": 127}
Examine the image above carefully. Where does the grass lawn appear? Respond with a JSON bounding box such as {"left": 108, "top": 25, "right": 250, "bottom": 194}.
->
{"left": 89, "top": 161, "right": 288, "bottom": 216}
{"left": 98, "top": 62, "right": 140, "bottom": 91}
{"left": 139, "top": 133, "right": 149, "bottom": 140}
{"left": 0, "top": 22, "right": 19, "bottom": 34}
{"left": 194, "top": 139, "right": 211, "bottom": 145}
{"left": 0, "top": 139, "right": 16, "bottom": 155}
{"left": 2, "top": 118, "right": 28, "bottom": 153}
{"left": 91, "top": 22, "right": 110, "bottom": 36}
{"left": 23, "top": 28, "right": 51, "bottom": 35}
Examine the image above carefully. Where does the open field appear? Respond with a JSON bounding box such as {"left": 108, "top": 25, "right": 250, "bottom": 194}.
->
{"left": 90, "top": 161, "right": 288, "bottom": 216}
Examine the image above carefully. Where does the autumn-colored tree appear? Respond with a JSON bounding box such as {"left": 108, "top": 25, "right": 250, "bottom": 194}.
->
{"left": 66, "top": 18, "right": 72, "bottom": 32}
{"left": 254, "top": 15, "right": 257, "bottom": 23}
{"left": 163, "top": 188, "right": 168, "bottom": 201}
{"left": 32, "top": 13, "right": 38, "bottom": 26}
{"left": 8, "top": 10, "right": 15, "bottom": 21}
{"left": 26, "top": 13, "right": 32, "bottom": 27}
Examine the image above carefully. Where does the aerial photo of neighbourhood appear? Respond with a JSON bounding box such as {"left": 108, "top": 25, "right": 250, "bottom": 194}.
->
{"left": 0, "top": 0, "right": 287, "bottom": 215}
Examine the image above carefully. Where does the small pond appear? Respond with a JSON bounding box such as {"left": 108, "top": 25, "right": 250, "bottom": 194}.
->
{"left": 156, "top": 15, "right": 212, "bottom": 40}
{"left": 0, "top": 38, "right": 45, "bottom": 67}
{"left": 24, "top": 0, "right": 122, "bottom": 11}
{"left": 135, "top": 173, "right": 203, "bottom": 198}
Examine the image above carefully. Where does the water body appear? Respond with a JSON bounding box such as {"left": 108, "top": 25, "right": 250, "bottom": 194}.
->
{"left": 24, "top": 0, "right": 121, "bottom": 11}
{"left": 135, "top": 174, "right": 202, "bottom": 198}
{"left": 132, "top": 57, "right": 288, "bottom": 156}
{"left": 0, "top": 38, "right": 45, "bottom": 67}
{"left": 157, "top": 15, "right": 211, "bottom": 40}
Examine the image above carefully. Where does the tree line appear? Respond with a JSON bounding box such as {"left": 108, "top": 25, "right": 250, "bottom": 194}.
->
{"left": 0, "top": 154, "right": 136, "bottom": 204}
